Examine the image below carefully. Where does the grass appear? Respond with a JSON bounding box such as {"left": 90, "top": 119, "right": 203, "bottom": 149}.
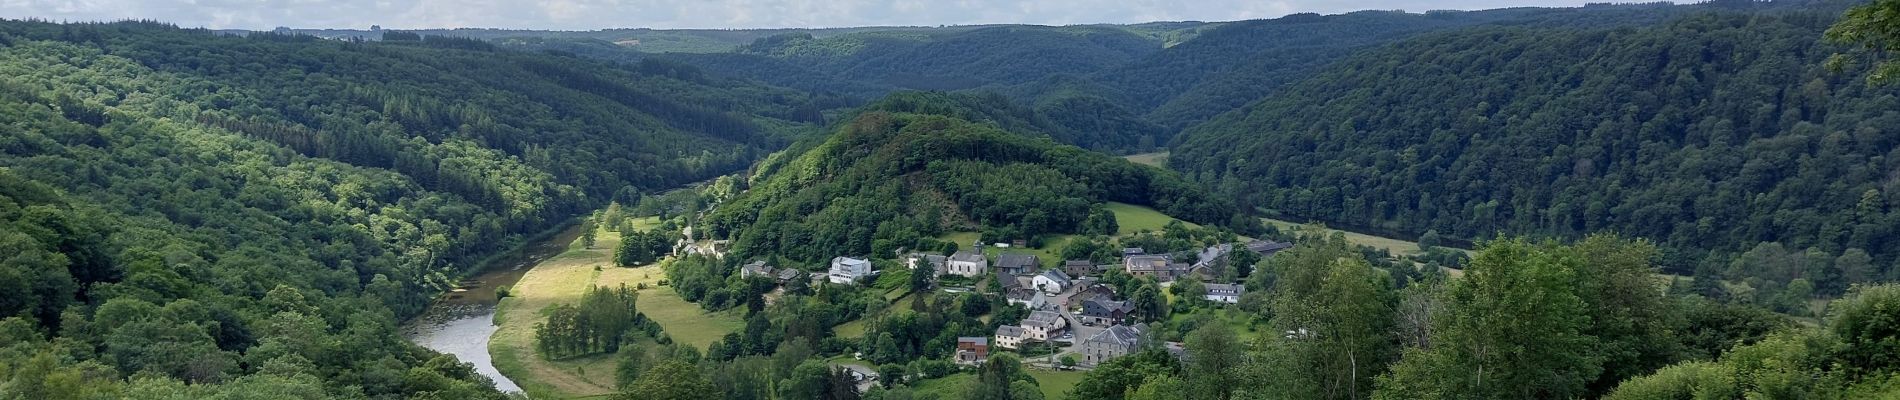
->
{"left": 834, "top": 290, "right": 926, "bottom": 339}
{"left": 625, "top": 216, "right": 662, "bottom": 232}
{"left": 1028, "top": 369, "right": 1087, "bottom": 400}
{"left": 1123, "top": 151, "right": 1169, "bottom": 168}
{"left": 637, "top": 287, "right": 745, "bottom": 350}
{"left": 1107, "top": 202, "right": 1198, "bottom": 235}
{"left": 909, "top": 373, "right": 974, "bottom": 396}
{"left": 934, "top": 232, "right": 1076, "bottom": 268}
{"left": 489, "top": 222, "right": 739, "bottom": 399}
{"left": 1165, "top": 306, "right": 1267, "bottom": 343}
{"left": 899, "top": 369, "right": 1077, "bottom": 399}
{"left": 1260, "top": 217, "right": 1439, "bottom": 257}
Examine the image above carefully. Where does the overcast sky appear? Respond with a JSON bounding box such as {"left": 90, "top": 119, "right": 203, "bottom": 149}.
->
{"left": 0, "top": 0, "right": 1602, "bottom": 30}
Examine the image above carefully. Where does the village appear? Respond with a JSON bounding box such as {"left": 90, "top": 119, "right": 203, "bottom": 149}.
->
{"left": 734, "top": 234, "right": 1293, "bottom": 384}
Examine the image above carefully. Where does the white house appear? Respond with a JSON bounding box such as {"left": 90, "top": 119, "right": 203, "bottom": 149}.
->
{"left": 1005, "top": 288, "right": 1045, "bottom": 309}
{"left": 907, "top": 253, "right": 947, "bottom": 275}
{"left": 947, "top": 250, "right": 988, "bottom": 277}
{"left": 994, "top": 325, "right": 1027, "bottom": 349}
{"left": 1205, "top": 283, "right": 1246, "bottom": 304}
{"left": 829, "top": 256, "right": 873, "bottom": 284}
{"left": 1033, "top": 269, "right": 1072, "bottom": 294}
{"left": 1020, "top": 311, "right": 1068, "bottom": 340}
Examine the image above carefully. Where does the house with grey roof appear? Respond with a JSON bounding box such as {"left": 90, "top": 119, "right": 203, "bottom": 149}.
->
{"left": 1005, "top": 287, "right": 1045, "bottom": 309}
{"left": 994, "top": 325, "right": 1027, "bottom": 349}
{"left": 1245, "top": 240, "right": 1293, "bottom": 257}
{"left": 740, "top": 261, "right": 775, "bottom": 279}
{"left": 907, "top": 253, "right": 948, "bottom": 276}
{"left": 1194, "top": 244, "right": 1233, "bottom": 271}
{"left": 1080, "top": 324, "right": 1147, "bottom": 366}
{"left": 1079, "top": 298, "right": 1133, "bottom": 326}
{"left": 956, "top": 337, "right": 990, "bottom": 365}
{"left": 1063, "top": 260, "right": 1099, "bottom": 277}
{"left": 1020, "top": 310, "right": 1068, "bottom": 340}
{"left": 1204, "top": 283, "right": 1246, "bottom": 304}
{"left": 775, "top": 268, "right": 803, "bottom": 285}
{"left": 828, "top": 256, "right": 873, "bottom": 284}
{"left": 947, "top": 250, "right": 988, "bottom": 277}
{"left": 1124, "top": 254, "right": 1190, "bottom": 282}
{"left": 1034, "top": 269, "right": 1072, "bottom": 294}
{"left": 996, "top": 254, "right": 1040, "bottom": 276}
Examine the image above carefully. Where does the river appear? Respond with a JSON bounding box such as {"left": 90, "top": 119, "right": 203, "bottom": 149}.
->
{"left": 402, "top": 223, "right": 586, "bottom": 395}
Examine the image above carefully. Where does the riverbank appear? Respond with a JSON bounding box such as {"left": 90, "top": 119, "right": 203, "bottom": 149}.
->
{"left": 487, "top": 217, "right": 744, "bottom": 399}
{"left": 402, "top": 221, "right": 588, "bottom": 394}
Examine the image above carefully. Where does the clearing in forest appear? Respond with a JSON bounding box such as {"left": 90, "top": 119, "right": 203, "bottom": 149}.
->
{"left": 489, "top": 218, "right": 741, "bottom": 399}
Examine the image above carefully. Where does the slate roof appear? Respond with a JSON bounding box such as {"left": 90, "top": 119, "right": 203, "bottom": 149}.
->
{"left": 995, "top": 325, "right": 1027, "bottom": 338}
{"left": 997, "top": 254, "right": 1039, "bottom": 271}
{"left": 1023, "top": 311, "right": 1064, "bottom": 329}
{"left": 1006, "top": 287, "right": 1041, "bottom": 302}
{"left": 950, "top": 250, "right": 986, "bottom": 263}
{"left": 1083, "top": 324, "right": 1145, "bottom": 347}
{"left": 1246, "top": 240, "right": 1293, "bottom": 255}
{"left": 1124, "top": 254, "right": 1173, "bottom": 272}
{"left": 1205, "top": 283, "right": 1246, "bottom": 296}
{"left": 1082, "top": 298, "right": 1133, "bottom": 317}
{"left": 1038, "top": 269, "right": 1073, "bottom": 287}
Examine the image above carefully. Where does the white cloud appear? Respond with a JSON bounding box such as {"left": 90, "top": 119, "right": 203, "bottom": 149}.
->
{"left": 0, "top": 0, "right": 1596, "bottom": 30}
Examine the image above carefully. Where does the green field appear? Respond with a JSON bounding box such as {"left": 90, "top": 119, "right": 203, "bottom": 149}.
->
{"left": 1107, "top": 202, "right": 1199, "bottom": 235}
{"left": 489, "top": 222, "right": 741, "bottom": 399}
{"left": 933, "top": 232, "right": 1076, "bottom": 268}
{"left": 1028, "top": 369, "right": 1087, "bottom": 399}
{"left": 1163, "top": 306, "right": 1267, "bottom": 343}
{"left": 1123, "top": 151, "right": 1169, "bottom": 168}
{"left": 909, "top": 373, "right": 974, "bottom": 396}
{"left": 1260, "top": 217, "right": 1439, "bottom": 257}
{"left": 926, "top": 202, "right": 1193, "bottom": 266}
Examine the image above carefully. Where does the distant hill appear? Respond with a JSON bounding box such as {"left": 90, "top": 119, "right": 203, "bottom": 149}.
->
{"left": 702, "top": 92, "right": 1235, "bottom": 262}
{"left": 1171, "top": 4, "right": 1900, "bottom": 274}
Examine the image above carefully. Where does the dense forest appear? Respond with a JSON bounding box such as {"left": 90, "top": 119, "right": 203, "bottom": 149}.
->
{"left": 0, "top": 19, "right": 820, "bottom": 397}
{"left": 1172, "top": 5, "right": 1900, "bottom": 301}
{"left": 489, "top": 2, "right": 1764, "bottom": 154}
{"left": 12, "top": 0, "right": 1900, "bottom": 398}
{"left": 701, "top": 93, "right": 1242, "bottom": 262}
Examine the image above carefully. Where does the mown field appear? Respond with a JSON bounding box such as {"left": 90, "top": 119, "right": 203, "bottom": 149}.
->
{"left": 1260, "top": 217, "right": 1435, "bottom": 257}
{"left": 489, "top": 218, "right": 742, "bottom": 399}
{"left": 1122, "top": 151, "right": 1169, "bottom": 168}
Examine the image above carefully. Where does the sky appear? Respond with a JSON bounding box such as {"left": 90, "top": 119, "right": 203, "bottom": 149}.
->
{"left": 0, "top": 0, "right": 1602, "bottom": 30}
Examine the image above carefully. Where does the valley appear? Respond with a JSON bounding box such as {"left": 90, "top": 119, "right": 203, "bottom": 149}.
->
{"left": 5, "top": 1, "right": 1900, "bottom": 399}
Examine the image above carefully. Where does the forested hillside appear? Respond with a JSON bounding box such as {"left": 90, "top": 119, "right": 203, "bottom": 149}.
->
{"left": 0, "top": 20, "right": 815, "bottom": 396}
{"left": 615, "top": 2, "right": 1734, "bottom": 153}
{"left": 1173, "top": 6, "right": 1898, "bottom": 286}
{"left": 701, "top": 92, "right": 1239, "bottom": 263}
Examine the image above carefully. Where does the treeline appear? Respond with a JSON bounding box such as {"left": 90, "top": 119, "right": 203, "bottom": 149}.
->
{"left": 1173, "top": 7, "right": 1897, "bottom": 281}
{"left": 703, "top": 96, "right": 1244, "bottom": 263}
{"left": 535, "top": 285, "right": 656, "bottom": 359}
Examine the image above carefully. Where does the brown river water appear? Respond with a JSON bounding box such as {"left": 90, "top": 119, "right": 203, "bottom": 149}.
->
{"left": 401, "top": 222, "right": 585, "bottom": 394}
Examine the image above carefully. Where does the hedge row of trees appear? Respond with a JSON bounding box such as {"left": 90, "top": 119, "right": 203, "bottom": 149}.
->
{"left": 535, "top": 285, "right": 654, "bottom": 360}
